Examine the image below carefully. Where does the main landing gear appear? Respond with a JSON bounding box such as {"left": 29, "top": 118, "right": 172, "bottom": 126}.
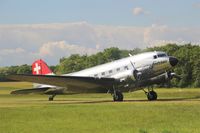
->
{"left": 113, "top": 90, "right": 124, "bottom": 101}
{"left": 49, "top": 94, "right": 56, "bottom": 101}
{"left": 112, "top": 85, "right": 124, "bottom": 101}
{"left": 143, "top": 87, "right": 157, "bottom": 101}
{"left": 147, "top": 91, "right": 157, "bottom": 101}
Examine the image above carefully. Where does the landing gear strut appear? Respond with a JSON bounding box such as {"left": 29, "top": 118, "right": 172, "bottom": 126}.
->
{"left": 143, "top": 87, "right": 157, "bottom": 101}
{"left": 49, "top": 94, "right": 56, "bottom": 101}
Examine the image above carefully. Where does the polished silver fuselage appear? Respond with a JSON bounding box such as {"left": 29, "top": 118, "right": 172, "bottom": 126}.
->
{"left": 45, "top": 51, "right": 173, "bottom": 93}
{"left": 67, "top": 51, "right": 170, "bottom": 78}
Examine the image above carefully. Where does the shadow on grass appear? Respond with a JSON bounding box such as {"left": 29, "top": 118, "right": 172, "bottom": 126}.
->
{"left": 48, "top": 95, "right": 200, "bottom": 105}
{"left": 49, "top": 99, "right": 113, "bottom": 104}
{"left": 157, "top": 95, "right": 200, "bottom": 101}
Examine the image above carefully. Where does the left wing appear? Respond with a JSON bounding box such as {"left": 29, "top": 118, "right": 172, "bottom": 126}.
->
{"left": 6, "top": 74, "right": 118, "bottom": 91}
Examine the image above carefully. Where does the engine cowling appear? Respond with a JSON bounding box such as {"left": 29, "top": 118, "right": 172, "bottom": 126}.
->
{"left": 139, "top": 72, "right": 176, "bottom": 87}
{"left": 112, "top": 69, "right": 136, "bottom": 81}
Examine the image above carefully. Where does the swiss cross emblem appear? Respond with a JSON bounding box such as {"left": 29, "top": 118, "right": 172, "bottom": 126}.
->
{"left": 34, "top": 63, "right": 41, "bottom": 74}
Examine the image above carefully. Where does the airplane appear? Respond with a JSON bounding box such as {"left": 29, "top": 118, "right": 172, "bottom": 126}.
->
{"left": 7, "top": 51, "right": 179, "bottom": 101}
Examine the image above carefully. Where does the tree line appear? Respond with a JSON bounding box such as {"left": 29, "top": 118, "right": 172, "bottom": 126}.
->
{"left": 0, "top": 44, "right": 200, "bottom": 88}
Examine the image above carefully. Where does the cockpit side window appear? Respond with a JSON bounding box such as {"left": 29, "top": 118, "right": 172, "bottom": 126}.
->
{"left": 157, "top": 53, "right": 167, "bottom": 58}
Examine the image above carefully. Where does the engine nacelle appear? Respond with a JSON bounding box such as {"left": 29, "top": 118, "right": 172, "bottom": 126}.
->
{"left": 134, "top": 65, "right": 153, "bottom": 80}
{"left": 138, "top": 72, "right": 170, "bottom": 87}
{"left": 44, "top": 88, "right": 64, "bottom": 95}
{"left": 112, "top": 69, "right": 136, "bottom": 81}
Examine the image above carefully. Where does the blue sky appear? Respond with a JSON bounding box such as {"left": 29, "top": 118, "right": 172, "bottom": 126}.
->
{"left": 1, "top": 0, "right": 200, "bottom": 26}
{"left": 1, "top": 0, "right": 200, "bottom": 66}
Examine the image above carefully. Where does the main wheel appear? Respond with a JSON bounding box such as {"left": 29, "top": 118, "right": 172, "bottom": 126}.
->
{"left": 48, "top": 95, "right": 55, "bottom": 101}
{"left": 147, "top": 91, "right": 157, "bottom": 101}
{"left": 113, "top": 91, "right": 123, "bottom": 101}
{"left": 49, "top": 97, "right": 54, "bottom": 101}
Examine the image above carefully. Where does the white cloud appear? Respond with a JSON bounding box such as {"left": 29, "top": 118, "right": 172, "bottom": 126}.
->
{"left": 0, "top": 41, "right": 98, "bottom": 66}
{"left": 143, "top": 24, "right": 200, "bottom": 47}
{"left": 144, "top": 24, "right": 169, "bottom": 44}
{"left": 193, "top": 2, "right": 200, "bottom": 8}
{"left": 0, "top": 48, "right": 34, "bottom": 66}
{"left": 0, "top": 22, "right": 200, "bottom": 66}
{"left": 132, "top": 7, "right": 150, "bottom": 16}
{"left": 38, "top": 41, "right": 98, "bottom": 57}
{"left": 0, "top": 48, "right": 25, "bottom": 55}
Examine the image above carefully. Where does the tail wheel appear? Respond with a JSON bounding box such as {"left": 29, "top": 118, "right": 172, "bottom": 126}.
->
{"left": 113, "top": 90, "right": 124, "bottom": 101}
{"left": 147, "top": 91, "right": 157, "bottom": 101}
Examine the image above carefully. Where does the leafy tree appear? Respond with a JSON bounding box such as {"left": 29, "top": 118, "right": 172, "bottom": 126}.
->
{"left": 17, "top": 64, "right": 31, "bottom": 74}
{"left": 193, "top": 59, "right": 200, "bottom": 87}
{"left": 1, "top": 44, "right": 200, "bottom": 88}
{"left": 103, "top": 47, "right": 121, "bottom": 61}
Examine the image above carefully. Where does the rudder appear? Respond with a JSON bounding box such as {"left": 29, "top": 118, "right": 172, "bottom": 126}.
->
{"left": 32, "top": 59, "right": 53, "bottom": 75}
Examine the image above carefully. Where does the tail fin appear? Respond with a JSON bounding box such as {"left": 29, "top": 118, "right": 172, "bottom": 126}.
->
{"left": 32, "top": 59, "right": 54, "bottom": 75}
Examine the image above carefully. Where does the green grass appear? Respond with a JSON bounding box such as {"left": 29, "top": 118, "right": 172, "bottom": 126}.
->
{"left": 0, "top": 82, "right": 200, "bottom": 133}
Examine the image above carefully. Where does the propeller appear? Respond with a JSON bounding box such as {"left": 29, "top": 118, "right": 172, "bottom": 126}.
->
{"left": 130, "top": 61, "right": 141, "bottom": 80}
{"left": 165, "top": 71, "right": 182, "bottom": 87}
{"left": 121, "top": 61, "right": 140, "bottom": 89}
{"left": 167, "top": 71, "right": 182, "bottom": 80}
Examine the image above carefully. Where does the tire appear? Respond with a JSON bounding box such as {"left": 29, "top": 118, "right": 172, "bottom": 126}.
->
{"left": 113, "top": 91, "right": 124, "bottom": 101}
{"left": 49, "top": 95, "right": 54, "bottom": 101}
{"left": 147, "top": 91, "right": 157, "bottom": 101}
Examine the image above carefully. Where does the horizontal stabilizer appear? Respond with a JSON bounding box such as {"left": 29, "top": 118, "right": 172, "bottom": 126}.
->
{"left": 11, "top": 87, "right": 50, "bottom": 94}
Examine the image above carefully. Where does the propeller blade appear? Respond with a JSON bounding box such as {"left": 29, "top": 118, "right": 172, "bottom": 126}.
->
{"left": 173, "top": 74, "right": 182, "bottom": 80}
{"left": 130, "top": 61, "right": 136, "bottom": 70}
{"left": 168, "top": 71, "right": 182, "bottom": 80}
{"left": 130, "top": 61, "right": 141, "bottom": 80}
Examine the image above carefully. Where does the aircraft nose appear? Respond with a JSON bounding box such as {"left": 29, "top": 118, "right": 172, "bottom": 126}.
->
{"left": 169, "top": 56, "right": 178, "bottom": 67}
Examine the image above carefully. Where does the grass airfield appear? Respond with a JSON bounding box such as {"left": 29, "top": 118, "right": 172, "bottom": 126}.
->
{"left": 1, "top": 82, "right": 200, "bottom": 133}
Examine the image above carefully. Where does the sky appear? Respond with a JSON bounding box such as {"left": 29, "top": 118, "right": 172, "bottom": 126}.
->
{"left": 0, "top": 0, "right": 200, "bottom": 66}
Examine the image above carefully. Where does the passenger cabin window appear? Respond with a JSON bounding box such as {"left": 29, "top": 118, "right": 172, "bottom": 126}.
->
{"left": 109, "top": 70, "right": 112, "bottom": 74}
{"left": 101, "top": 72, "right": 105, "bottom": 76}
{"left": 116, "top": 68, "right": 120, "bottom": 71}
{"left": 94, "top": 74, "right": 98, "bottom": 77}
{"left": 157, "top": 53, "right": 167, "bottom": 58}
{"left": 153, "top": 55, "right": 157, "bottom": 59}
{"left": 124, "top": 66, "right": 128, "bottom": 70}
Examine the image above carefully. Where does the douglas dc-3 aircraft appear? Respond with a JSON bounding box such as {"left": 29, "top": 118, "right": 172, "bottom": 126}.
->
{"left": 7, "top": 51, "right": 179, "bottom": 101}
